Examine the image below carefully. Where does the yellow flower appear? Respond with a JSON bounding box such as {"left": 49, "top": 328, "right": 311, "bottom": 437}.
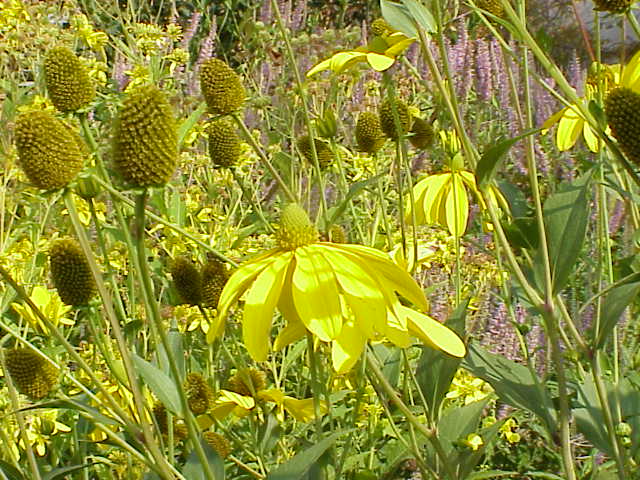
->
{"left": 462, "top": 432, "right": 484, "bottom": 451}
{"left": 445, "top": 369, "right": 493, "bottom": 405}
{"left": 12, "top": 286, "right": 73, "bottom": 333}
{"left": 499, "top": 418, "right": 521, "bottom": 444}
{"left": 542, "top": 49, "right": 640, "bottom": 152}
{"left": 15, "top": 408, "right": 71, "bottom": 456}
{"left": 208, "top": 204, "right": 465, "bottom": 373}
{"left": 71, "top": 14, "right": 108, "bottom": 50}
{"left": 307, "top": 24, "right": 414, "bottom": 76}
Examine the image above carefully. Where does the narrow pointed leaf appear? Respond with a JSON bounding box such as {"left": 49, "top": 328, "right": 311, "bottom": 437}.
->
{"left": 132, "top": 354, "right": 181, "bottom": 415}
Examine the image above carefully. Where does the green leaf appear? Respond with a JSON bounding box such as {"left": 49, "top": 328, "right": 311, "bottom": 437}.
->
{"left": 178, "top": 102, "right": 207, "bottom": 150}
{"left": 400, "top": 0, "right": 436, "bottom": 33}
{"left": 523, "top": 473, "right": 566, "bottom": 480}
{"left": 182, "top": 440, "right": 225, "bottom": 480}
{"left": 259, "top": 413, "right": 283, "bottom": 455}
{"left": 476, "top": 129, "right": 539, "bottom": 188}
{"left": 467, "top": 471, "right": 520, "bottom": 480}
{"left": 416, "top": 299, "right": 468, "bottom": 417}
{"left": 132, "top": 353, "right": 181, "bottom": 415}
{"left": 326, "top": 174, "right": 382, "bottom": 227}
{"left": 438, "top": 398, "right": 489, "bottom": 455}
{"left": 540, "top": 172, "right": 592, "bottom": 294}
{"left": 595, "top": 275, "right": 640, "bottom": 348}
{"left": 157, "top": 328, "right": 185, "bottom": 383}
{"left": 462, "top": 343, "right": 557, "bottom": 431}
{"left": 380, "top": 0, "right": 417, "bottom": 37}
{"left": 268, "top": 431, "right": 348, "bottom": 480}
{"left": 0, "top": 460, "right": 26, "bottom": 480}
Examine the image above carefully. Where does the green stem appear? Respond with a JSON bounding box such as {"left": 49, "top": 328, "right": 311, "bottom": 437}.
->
{"left": 230, "top": 167, "right": 274, "bottom": 233}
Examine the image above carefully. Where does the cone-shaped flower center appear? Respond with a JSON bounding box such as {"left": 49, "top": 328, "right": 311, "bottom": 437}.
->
{"left": 276, "top": 204, "right": 319, "bottom": 250}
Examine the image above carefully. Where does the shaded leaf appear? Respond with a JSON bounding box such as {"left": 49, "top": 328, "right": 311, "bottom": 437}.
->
{"left": 595, "top": 275, "right": 640, "bottom": 348}
{"left": 182, "top": 440, "right": 225, "bottom": 480}
{"left": 380, "top": 0, "right": 417, "bottom": 37}
{"left": 438, "top": 398, "right": 489, "bottom": 455}
{"left": 476, "top": 129, "right": 539, "bottom": 188}
{"left": 178, "top": 102, "right": 207, "bottom": 150}
{"left": 132, "top": 353, "right": 181, "bottom": 415}
{"left": 43, "top": 464, "right": 95, "bottom": 480}
{"left": 400, "top": 0, "right": 435, "bottom": 33}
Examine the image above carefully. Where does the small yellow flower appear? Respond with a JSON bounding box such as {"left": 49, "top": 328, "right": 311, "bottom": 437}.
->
{"left": 499, "top": 417, "right": 521, "bottom": 444}
{"left": 462, "top": 432, "right": 484, "bottom": 451}
{"left": 445, "top": 369, "right": 493, "bottom": 405}
{"left": 72, "top": 14, "right": 108, "bottom": 50}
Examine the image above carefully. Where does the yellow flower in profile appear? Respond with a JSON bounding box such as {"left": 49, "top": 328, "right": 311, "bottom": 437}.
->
{"left": 542, "top": 49, "right": 640, "bottom": 152}
{"left": 208, "top": 204, "right": 465, "bottom": 373}
{"left": 307, "top": 21, "right": 414, "bottom": 76}
{"left": 499, "top": 418, "right": 521, "bottom": 444}
{"left": 463, "top": 432, "right": 484, "bottom": 451}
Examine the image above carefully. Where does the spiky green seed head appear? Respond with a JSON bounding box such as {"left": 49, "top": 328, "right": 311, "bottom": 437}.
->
{"left": 14, "top": 111, "right": 84, "bottom": 190}
{"left": 49, "top": 238, "right": 96, "bottom": 306}
{"left": 199, "top": 58, "right": 245, "bottom": 115}
{"left": 170, "top": 256, "right": 202, "bottom": 306}
{"left": 184, "top": 373, "right": 214, "bottom": 415}
{"left": 5, "top": 348, "right": 58, "bottom": 400}
{"left": 328, "top": 224, "right": 347, "bottom": 243}
{"left": 593, "top": 0, "right": 633, "bottom": 13}
{"left": 276, "top": 204, "right": 319, "bottom": 250}
{"left": 152, "top": 402, "right": 169, "bottom": 434}
{"left": 476, "top": 0, "right": 504, "bottom": 17}
{"left": 44, "top": 47, "right": 95, "bottom": 112}
{"left": 297, "top": 135, "right": 334, "bottom": 169}
{"left": 227, "top": 368, "right": 267, "bottom": 397}
{"left": 203, "top": 432, "right": 232, "bottom": 458}
{"left": 355, "top": 111, "right": 386, "bottom": 154}
{"left": 201, "top": 258, "right": 229, "bottom": 308}
{"left": 370, "top": 18, "right": 393, "bottom": 37}
{"left": 605, "top": 87, "right": 640, "bottom": 164}
{"left": 409, "top": 117, "right": 435, "bottom": 150}
{"left": 112, "top": 85, "right": 178, "bottom": 188}
{"left": 379, "top": 99, "right": 412, "bottom": 140}
{"left": 207, "top": 118, "right": 241, "bottom": 168}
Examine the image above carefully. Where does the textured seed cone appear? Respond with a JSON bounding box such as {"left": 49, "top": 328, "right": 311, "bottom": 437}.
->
{"left": 207, "top": 118, "right": 241, "bottom": 168}
{"left": 593, "top": 0, "right": 633, "bottom": 13}
{"left": 276, "top": 204, "right": 319, "bottom": 251}
{"left": 476, "top": 0, "right": 504, "bottom": 17}
{"left": 112, "top": 84, "right": 178, "bottom": 188}
{"left": 409, "top": 117, "right": 435, "bottom": 150}
{"left": 49, "top": 238, "right": 96, "bottom": 306}
{"left": 370, "top": 18, "right": 393, "bottom": 37}
{"left": 356, "top": 111, "right": 386, "bottom": 154}
{"left": 170, "top": 256, "right": 202, "bottom": 306}
{"left": 14, "top": 111, "right": 84, "bottom": 190}
{"left": 199, "top": 58, "right": 245, "bottom": 115}
{"left": 44, "top": 46, "right": 95, "bottom": 112}
{"left": 5, "top": 348, "right": 58, "bottom": 400}
{"left": 605, "top": 87, "right": 640, "bottom": 164}
{"left": 152, "top": 402, "right": 169, "bottom": 434}
{"left": 328, "top": 224, "right": 347, "bottom": 243}
{"left": 297, "top": 135, "right": 334, "bottom": 169}
{"left": 226, "top": 368, "right": 267, "bottom": 397}
{"left": 379, "top": 99, "right": 412, "bottom": 140}
{"left": 203, "top": 432, "right": 232, "bottom": 459}
{"left": 201, "top": 258, "right": 229, "bottom": 308}
{"left": 184, "top": 373, "right": 214, "bottom": 415}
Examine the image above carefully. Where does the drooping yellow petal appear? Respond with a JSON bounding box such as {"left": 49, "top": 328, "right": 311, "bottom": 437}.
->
{"left": 407, "top": 175, "right": 432, "bottom": 224}
{"left": 217, "top": 390, "right": 255, "bottom": 409}
{"left": 320, "top": 247, "right": 387, "bottom": 337}
{"left": 366, "top": 53, "right": 395, "bottom": 71}
{"left": 273, "top": 318, "right": 307, "bottom": 351}
{"left": 541, "top": 107, "right": 566, "bottom": 134}
{"left": 622, "top": 48, "right": 640, "bottom": 90}
{"left": 403, "top": 306, "right": 466, "bottom": 357}
{"left": 385, "top": 37, "right": 415, "bottom": 56}
{"left": 306, "top": 58, "right": 332, "bottom": 77}
{"left": 582, "top": 122, "right": 601, "bottom": 153}
{"left": 283, "top": 396, "right": 327, "bottom": 422}
{"left": 421, "top": 173, "right": 451, "bottom": 224}
{"left": 258, "top": 388, "right": 285, "bottom": 405}
{"left": 207, "top": 249, "right": 279, "bottom": 343}
{"left": 445, "top": 173, "right": 469, "bottom": 237}
{"left": 329, "top": 51, "right": 367, "bottom": 74}
{"left": 556, "top": 107, "right": 583, "bottom": 151}
{"left": 383, "top": 297, "right": 411, "bottom": 348}
{"left": 292, "top": 246, "right": 343, "bottom": 341}
{"left": 243, "top": 252, "right": 292, "bottom": 362}
{"left": 323, "top": 243, "right": 428, "bottom": 310}
{"left": 332, "top": 319, "right": 368, "bottom": 373}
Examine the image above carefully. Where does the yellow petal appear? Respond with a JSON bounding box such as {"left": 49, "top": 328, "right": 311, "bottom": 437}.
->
{"left": 320, "top": 248, "right": 387, "bottom": 337}
{"left": 582, "top": 122, "right": 601, "bottom": 153}
{"left": 323, "top": 243, "right": 428, "bottom": 310}
{"left": 207, "top": 249, "right": 278, "bottom": 343}
{"left": 556, "top": 107, "right": 583, "bottom": 151}
{"left": 329, "top": 51, "right": 367, "bottom": 74}
{"left": 243, "top": 252, "right": 293, "bottom": 362}
{"left": 541, "top": 107, "right": 566, "bottom": 134}
{"left": 385, "top": 37, "right": 415, "bottom": 56}
{"left": 332, "top": 319, "right": 367, "bottom": 373}
{"left": 404, "top": 306, "right": 466, "bottom": 357}
{"left": 384, "top": 300, "right": 411, "bottom": 348}
{"left": 622, "top": 48, "right": 640, "bottom": 89}
{"left": 445, "top": 173, "right": 468, "bottom": 237}
{"left": 292, "top": 246, "right": 343, "bottom": 341}
{"left": 306, "top": 58, "right": 332, "bottom": 77}
{"left": 258, "top": 388, "right": 285, "bottom": 404}
{"left": 274, "top": 318, "right": 307, "bottom": 351}
{"left": 217, "top": 390, "right": 255, "bottom": 409}
{"left": 407, "top": 176, "right": 432, "bottom": 224}
{"left": 366, "top": 53, "right": 395, "bottom": 71}
{"left": 283, "top": 396, "right": 327, "bottom": 422}
{"left": 424, "top": 173, "right": 452, "bottom": 224}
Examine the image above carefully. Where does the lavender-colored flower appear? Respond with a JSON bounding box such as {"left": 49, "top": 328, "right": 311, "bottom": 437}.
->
{"left": 181, "top": 12, "right": 202, "bottom": 50}
{"left": 568, "top": 51, "right": 584, "bottom": 96}
{"left": 476, "top": 39, "right": 492, "bottom": 102}
{"left": 291, "top": 0, "right": 306, "bottom": 31}
{"left": 112, "top": 52, "right": 130, "bottom": 92}
{"left": 196, "top": 16, "right": 217, "bottom": 67}
{"left": 260, "top": 1, "right": 272, "bottom": 24}
{"left": 608, "top": 199, "right": 625, "bottom": 234}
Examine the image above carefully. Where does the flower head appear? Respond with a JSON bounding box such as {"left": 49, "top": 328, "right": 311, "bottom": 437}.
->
{"left": 208, "top": 204, "right": 465, "bottom": 372}
{"left": 4, "top": 348, "right": 58, "bottom": 400}
{"left": 355, "top": 111, "right": 385, "bottom": 154}
{"left": 49, "top": 237, "right": 96, "bottom": 306}
{"left": 199, "top": 58, "right": 245, "bottom": 115}
{"left": 170, "top": 256, "right": 203, "bottom": 306}
{"left": 297, "top": 135, "right": 334, "bottom": 169}
{"left": 207, "top": 118, "right": 241, "bottom": 168}
{"left": 44, "top": 46, "right": 95, "bottom": 112}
